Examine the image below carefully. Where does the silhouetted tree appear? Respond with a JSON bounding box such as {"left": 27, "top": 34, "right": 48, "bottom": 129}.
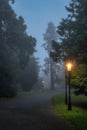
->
{"left": 20, "top": 57, "right": 40, "bottom": 91}
{"left": 0, "top": 0, "right": 39, "bottom": 96}
{"left": 51, "top": 0, "right": 87, "bottom": 95}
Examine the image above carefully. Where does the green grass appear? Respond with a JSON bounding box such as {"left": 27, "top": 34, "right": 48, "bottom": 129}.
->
{"left": 52, "top": 94, "right": 87, "bottom": 130}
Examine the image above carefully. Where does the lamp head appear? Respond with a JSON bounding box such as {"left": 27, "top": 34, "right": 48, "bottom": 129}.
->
{"left": 66, "top": 62, "right": 73, "bottom": 71}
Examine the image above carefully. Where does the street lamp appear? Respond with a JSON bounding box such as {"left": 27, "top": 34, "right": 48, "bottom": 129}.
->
{"left": 66, "top": 62, "right": 73, "bottom": 111}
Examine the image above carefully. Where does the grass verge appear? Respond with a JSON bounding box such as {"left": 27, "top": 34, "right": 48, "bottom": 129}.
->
{"left": 52, "top": 94, "right": 87, "bottom": 130}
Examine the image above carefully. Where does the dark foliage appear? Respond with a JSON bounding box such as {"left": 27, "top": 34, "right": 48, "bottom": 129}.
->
{"left": 0, "top": 0, "right": 39, "bottom": 97}
{"left": 51, "top": 0, "right": 87, "bottom": 95}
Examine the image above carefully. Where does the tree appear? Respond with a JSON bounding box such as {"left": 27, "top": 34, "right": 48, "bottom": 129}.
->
{"left": 20, "top": 57, "right": 40, "bottom": 91}
{"left": 71, "top": 64, "right": 87, "bottom": 95}
{"left": 43, "top": 22, "right": 59, "bottom": 90}
{"left": 0, "top": 0, "right": 38, "bottom": 96}
{"left": 57, "top": 0, "right": 87, "bottom": 63}
{"left": 51, "top": 0, "right": 87, "bottom": 95}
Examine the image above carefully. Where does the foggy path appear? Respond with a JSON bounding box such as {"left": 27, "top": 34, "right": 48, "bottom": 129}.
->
{"left": 0, "top": 91, "right": 75, "bottom": 130}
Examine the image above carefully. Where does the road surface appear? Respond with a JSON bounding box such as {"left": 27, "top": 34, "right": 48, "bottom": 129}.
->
{"left": 0, "top": 91, "right": 75, "bottom": 130}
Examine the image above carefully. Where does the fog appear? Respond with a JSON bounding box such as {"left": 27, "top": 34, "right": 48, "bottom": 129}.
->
{"left": 40, "top": 63, "right": 65, "bottom": 91}
{"left": 1, "top": 0, "right": 87, "bottom": 129}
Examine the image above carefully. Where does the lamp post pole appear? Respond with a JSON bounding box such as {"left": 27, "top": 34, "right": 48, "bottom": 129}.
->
{"left": 66, "top": 62, "right": 72, "bottom": 111}
{"left": 68, "top": 71, "right": 72, "bottom": 110}
{"left": 65, "top": 68, "right": 68, "bottom": 105}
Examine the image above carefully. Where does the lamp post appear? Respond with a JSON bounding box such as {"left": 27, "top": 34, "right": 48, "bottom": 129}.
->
{"left": 66, "top": 62, "right": 72, "bottom": 111}
{"left": 65, "top": 67, "right": 68, "bottom": 105}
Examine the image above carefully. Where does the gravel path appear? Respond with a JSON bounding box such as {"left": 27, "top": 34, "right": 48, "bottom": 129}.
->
{"left": 0, "top": 91, "right": 75, "bottom": 130}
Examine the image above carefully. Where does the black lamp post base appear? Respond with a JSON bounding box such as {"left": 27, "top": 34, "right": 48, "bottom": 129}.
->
{"left": 68, "top": 105, "right": 72, "bottom": 111}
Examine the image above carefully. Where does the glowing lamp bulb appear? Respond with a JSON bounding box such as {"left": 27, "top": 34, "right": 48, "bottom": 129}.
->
{"left": 66, "top": 63, "right": 72, "bottom": 71}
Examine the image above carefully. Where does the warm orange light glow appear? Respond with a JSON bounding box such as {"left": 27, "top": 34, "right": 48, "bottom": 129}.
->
{"left": 66, "top": 62, "right": 73, "bottom": 71}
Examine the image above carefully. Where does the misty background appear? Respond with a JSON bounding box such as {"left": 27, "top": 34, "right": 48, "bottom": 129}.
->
{"left": 11, "top": 0, "right": 69, "bottom": 92}
{"left": 0, "top": 0, "right": 70, "bottom": 97}
{"left": 1, "top": 0, "right": 87, "bottom": 97}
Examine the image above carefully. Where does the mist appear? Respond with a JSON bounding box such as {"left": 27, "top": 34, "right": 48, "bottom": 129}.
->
{"left": 0, "top": 0, "right": 87, "bottom": 130}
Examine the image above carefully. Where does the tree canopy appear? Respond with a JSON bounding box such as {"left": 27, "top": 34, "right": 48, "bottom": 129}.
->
{"left": 0, "top": 0, "right": 39, "bottom": 96}
{"left": 51, "top": 0, "right": 87, "bottom": 94}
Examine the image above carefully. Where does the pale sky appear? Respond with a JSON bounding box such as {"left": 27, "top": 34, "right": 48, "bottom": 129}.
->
{"left": 12, "top": 0, "right": 70, "bottom": 66}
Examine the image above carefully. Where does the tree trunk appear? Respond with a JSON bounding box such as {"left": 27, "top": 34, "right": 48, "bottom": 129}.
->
{"left": 50, "top": 60, "right": 55, "bottom": 90}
